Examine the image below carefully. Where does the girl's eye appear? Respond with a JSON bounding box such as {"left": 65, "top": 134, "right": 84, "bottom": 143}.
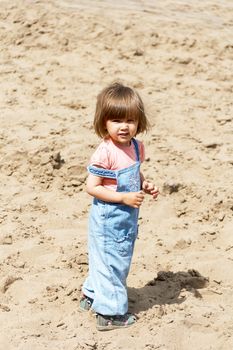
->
{"left": 111, "top": 119, "right": 136, "bottom": 123}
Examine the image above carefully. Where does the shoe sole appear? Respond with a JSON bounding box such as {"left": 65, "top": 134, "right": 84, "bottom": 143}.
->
{"left": 79, "top": 305, "right": 96, "bottom": 315}
{"left": 79, "top": 306, "right": 90, "bottom": 312}
{"left": 96, "top": 323, "right": 134, "bottom": 331}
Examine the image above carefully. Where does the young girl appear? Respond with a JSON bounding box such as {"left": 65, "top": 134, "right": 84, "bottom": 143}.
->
{"left": 80, "top": 82, "right": 159, "bottom": 331}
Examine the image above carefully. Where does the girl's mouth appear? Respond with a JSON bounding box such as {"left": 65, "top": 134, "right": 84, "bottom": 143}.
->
{"left": 118, "top": 133, "right": 129, "bottom": 137}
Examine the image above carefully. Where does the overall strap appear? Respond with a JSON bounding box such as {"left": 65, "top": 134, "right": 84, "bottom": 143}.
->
{"left": 132, "top": 138, "right": 140, "bottom": 162}
{"left": 87, "top": 165, "right": 117, "bottom": 179}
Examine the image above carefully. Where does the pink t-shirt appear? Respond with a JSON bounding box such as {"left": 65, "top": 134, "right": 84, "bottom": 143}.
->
{"left": 89, "top": 137, "right": 145, "bottom": 190}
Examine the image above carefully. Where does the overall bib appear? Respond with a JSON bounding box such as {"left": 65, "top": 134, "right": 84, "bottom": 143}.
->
{"left": 83, "top": 138, "right": 141, "bottom": 315}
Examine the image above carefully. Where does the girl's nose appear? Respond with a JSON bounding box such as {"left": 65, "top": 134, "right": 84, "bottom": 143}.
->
{"left": 121, "top": 122, "right": 128, "bottom": 129}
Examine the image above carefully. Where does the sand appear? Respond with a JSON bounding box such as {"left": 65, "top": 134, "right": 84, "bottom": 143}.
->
{"left": 0, "top": 0, "right": 233, "bottom": 349}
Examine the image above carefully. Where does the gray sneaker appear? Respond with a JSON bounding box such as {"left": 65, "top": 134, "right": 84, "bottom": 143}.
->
{"left": 96, "top": 313, "right": 137, "bottom": 331}
{"left": 79, "top": 295, "right": 93, "bottom": 312}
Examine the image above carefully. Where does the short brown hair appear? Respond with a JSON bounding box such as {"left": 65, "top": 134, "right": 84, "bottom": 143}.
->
{"left": 94, "top": 82, "right": 149, "bottom": 138}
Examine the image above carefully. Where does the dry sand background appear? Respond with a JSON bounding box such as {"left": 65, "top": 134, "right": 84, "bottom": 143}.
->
{"left": 0, "top": 0, "right": 233, "bottom": 349}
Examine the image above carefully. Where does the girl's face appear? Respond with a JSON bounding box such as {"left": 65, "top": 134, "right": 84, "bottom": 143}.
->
{"left": 106, "top": 117, "right": 138, "bottom": 146}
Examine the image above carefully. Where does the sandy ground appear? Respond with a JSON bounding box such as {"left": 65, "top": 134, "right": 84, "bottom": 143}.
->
{"left": 0, "top": 0, "right": 233, "bottom": 349}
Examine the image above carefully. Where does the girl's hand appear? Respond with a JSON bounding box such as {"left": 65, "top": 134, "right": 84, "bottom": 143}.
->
{"left": 121, "top": 191, "right": 145, "bottom": 208}
{"left": 142, "top": 181, "right": 159, "bottom": 199}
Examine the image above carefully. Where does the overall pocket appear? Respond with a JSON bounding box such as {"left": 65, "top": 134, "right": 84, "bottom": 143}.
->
{"left": 113, "top": 228, "right": 136, "bottom": 257}
{"left": 106, "top": 204, "right": 138, "bottom": 257}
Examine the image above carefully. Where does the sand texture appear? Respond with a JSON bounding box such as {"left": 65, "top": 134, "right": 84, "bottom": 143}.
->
{"left": 0, "top": 0, "right": 233, "bottom": 349}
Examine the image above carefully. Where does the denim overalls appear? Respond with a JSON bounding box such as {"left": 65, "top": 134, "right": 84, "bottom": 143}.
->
{"left": 82, "top": 138, "right": 141, "bottom": 315}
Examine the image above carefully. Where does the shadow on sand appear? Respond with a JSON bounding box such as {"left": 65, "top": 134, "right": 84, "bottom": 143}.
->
{"left": 128, "top": 269, "right": 209, "bottom": 313}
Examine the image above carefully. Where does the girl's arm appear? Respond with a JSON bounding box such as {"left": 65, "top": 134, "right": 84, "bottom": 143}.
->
{"left": 140, "top": 172, "right": 159, "bottom": 199}
{"left": 86, "top": 174, "right": 144, "bottom": 208}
